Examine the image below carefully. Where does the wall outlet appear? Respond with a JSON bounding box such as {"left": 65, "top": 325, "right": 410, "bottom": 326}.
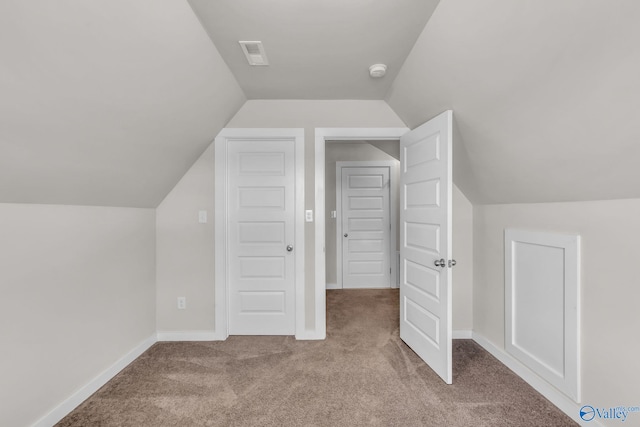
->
{"left": 305, "top": 210, "right": 314, "bottom": 222}
{"left": 177, "top": 297, "right": 186, "bottom": 310}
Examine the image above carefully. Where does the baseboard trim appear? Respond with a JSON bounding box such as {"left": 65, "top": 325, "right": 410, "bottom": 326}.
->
{"left": 296, "top": 330, "right": 326, "bottom": 340}
{"left": 32, "top": 334, "right": 157, "bottom": 427}
{"left": 471, "top": 332, "right": 599, "bottom": 427}
{"left": 156, "top": 330, "right": 225, "bottom": 341}
{"left": 452, "top": 330, "right": 473, "bottom": 339}
{"left": 326, "top": 282, "right": 340, "bottom": 290}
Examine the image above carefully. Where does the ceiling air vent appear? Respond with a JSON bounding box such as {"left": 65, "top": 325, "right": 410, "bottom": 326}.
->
{"left": 239, "top": 41, "right": 269, "bottom": 66}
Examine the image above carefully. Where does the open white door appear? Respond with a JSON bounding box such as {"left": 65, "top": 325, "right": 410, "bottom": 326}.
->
{"left": 399, "top": 110, "right": 453, "bottom": 384}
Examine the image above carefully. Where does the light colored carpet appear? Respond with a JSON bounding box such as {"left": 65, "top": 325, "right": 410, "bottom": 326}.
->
{"left": 57, "top": 289, "right": 577, "bottom": 426}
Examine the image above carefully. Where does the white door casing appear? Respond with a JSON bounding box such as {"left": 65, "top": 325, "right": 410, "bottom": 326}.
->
{"left": 314, "top": 128, "right": 408, "bottom": 340}
{"left": 399, "top": 111, "right": 453, "bottom": 384}
{"left": 339, "top": 166, "right": 391, "bottom": 288}
{"left": 215, "top": 129, "right": 305, "bottom": 338}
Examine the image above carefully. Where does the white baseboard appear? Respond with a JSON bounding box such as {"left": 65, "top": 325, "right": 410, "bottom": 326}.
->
{"left": 156, "top": 330, "right": 225, "bottom": 341}
{"left": 326, "top": 282, "right": 340, "bottom": 290}
{"left": 452, "top": 330, "right": 473, "bottom": 339}
{"left": 296, "top": 330, "right": 326, "bottom": 340}
{"left": 471, "top": 332, "right": 601, "bottom": 427}
{"left": 32, "top": 334, "right": 157, "bottom": 427}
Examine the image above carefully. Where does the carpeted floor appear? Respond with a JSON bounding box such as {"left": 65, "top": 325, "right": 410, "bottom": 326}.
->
{"left": 57, "top": 289, "right": 577, "bottom": 426}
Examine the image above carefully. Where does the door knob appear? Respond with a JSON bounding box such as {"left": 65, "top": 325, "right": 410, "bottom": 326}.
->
{"left": 344, "top": 233, "right": 348, "bottom": 237}
{"left": 448, "top": 259, "right": 457, "bottom": 267}
{"left": 286, "top": 245, "right": 293, "bottom": 252}
{"left": 434, "top": 258, "right": 446, "bottom": 267}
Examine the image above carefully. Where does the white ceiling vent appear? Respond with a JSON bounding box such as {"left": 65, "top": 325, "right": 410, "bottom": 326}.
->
{"left": 239, "top": 41, "right": 269, "bottom": 66}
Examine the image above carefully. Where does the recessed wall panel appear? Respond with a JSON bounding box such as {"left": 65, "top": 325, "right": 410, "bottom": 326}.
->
{"left": 505, "top": 229, "right": 581, "bottom": 402}
{"left": 512, "top": 242, "right": 565, "bottom": 376}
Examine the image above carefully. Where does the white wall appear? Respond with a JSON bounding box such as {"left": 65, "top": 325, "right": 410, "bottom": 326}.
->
{"left": 156, "top": 144, "right": 216, "bottom": 333}
{"left": 155, "top": 100, "right": 475, "bottom": 336}
{"left": 0, "top": 203, "right": 156, "bottom": 427}
{"left": 155, "top": 99, "right": 406, "bottom": 333}
{"left": 452, "top": 185, "right": 473, "bottom": 332}
{"left": 473, "top": 198, "right": 640, "bottom": 409}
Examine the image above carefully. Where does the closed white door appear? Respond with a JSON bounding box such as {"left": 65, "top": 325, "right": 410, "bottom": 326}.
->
{"left": 400, "top": 110, "right": 453, "bottom": 384}
{"left": 227, "top": 139, "right": 296, "bottom": 335}
{"left": 341, "top": 166, "right": 391, "bottom": 288}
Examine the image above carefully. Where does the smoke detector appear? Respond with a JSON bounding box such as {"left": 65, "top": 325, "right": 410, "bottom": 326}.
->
{"left": 369, "top": 64, "right": 387, "bottom": 78}
{"left": 239, "top": 41, "right": 269, "bottom": 66}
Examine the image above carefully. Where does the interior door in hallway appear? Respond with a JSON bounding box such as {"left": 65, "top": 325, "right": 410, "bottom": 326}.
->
{"left": 340, "top": 166, "right": 391, "bottom": 288}
{"left": 227, "top": 139, "right": 296, "bottom": 335}
{"left": 399, "top": 110, "right": 453, "bottom": 384}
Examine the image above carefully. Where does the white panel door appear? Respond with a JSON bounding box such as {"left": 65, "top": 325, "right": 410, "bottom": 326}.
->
{"left": 400, "top": 110, "right": 453, "bottom": 384}
{"left": 341, "top": 166, "right": 391, "bottom": 288}
{"left": 227, "top": 140, "right": 296, "bottom": 335}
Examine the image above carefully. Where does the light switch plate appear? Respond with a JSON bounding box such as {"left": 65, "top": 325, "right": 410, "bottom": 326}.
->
{"left": 198, "top": 210, "right": 207, "bottom": 223}
{"left": 331, "top": 210, "right": 337, "bottom": 219}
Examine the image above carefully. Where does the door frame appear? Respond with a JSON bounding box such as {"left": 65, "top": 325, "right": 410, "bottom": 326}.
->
{"left": 314, "top": 128, "right": 409, "bottom": 339}
{"left": 335, "top": 161, "right": 399, "bottom": 289}
{"left": 215, "top": 128, "right": 305, "bottom": 340}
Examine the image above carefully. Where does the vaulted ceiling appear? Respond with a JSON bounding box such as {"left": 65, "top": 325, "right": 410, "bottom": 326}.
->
{"left": 2, "top": 0, "right": 639, "bottom": 207}
{"left": 388, "top": 0, "right": 640, "bottom": 204}
{"left": 0, "top": 0, "right": 245, "bottom": 207}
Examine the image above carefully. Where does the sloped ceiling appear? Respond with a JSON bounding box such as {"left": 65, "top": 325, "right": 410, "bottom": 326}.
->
{"left": 0, "top": 0, "right": 245, "bottom": 208}
{"left": 4, "top": 0, "right": 639, "bottom": 207}
{"left": 387, "top": 0, "right": 640, "bottom": 204}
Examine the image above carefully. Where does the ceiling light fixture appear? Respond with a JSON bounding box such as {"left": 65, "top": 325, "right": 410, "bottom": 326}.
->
{"left": 369, "top": 63, "right": 387, "bottom": 78}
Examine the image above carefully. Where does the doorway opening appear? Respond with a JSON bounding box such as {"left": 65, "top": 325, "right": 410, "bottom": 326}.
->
{"left": 327, "top": 146, "right": 400, "bottom": 289}
{"left": 314, "top": 128, "right": 408, "bottom": 340}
